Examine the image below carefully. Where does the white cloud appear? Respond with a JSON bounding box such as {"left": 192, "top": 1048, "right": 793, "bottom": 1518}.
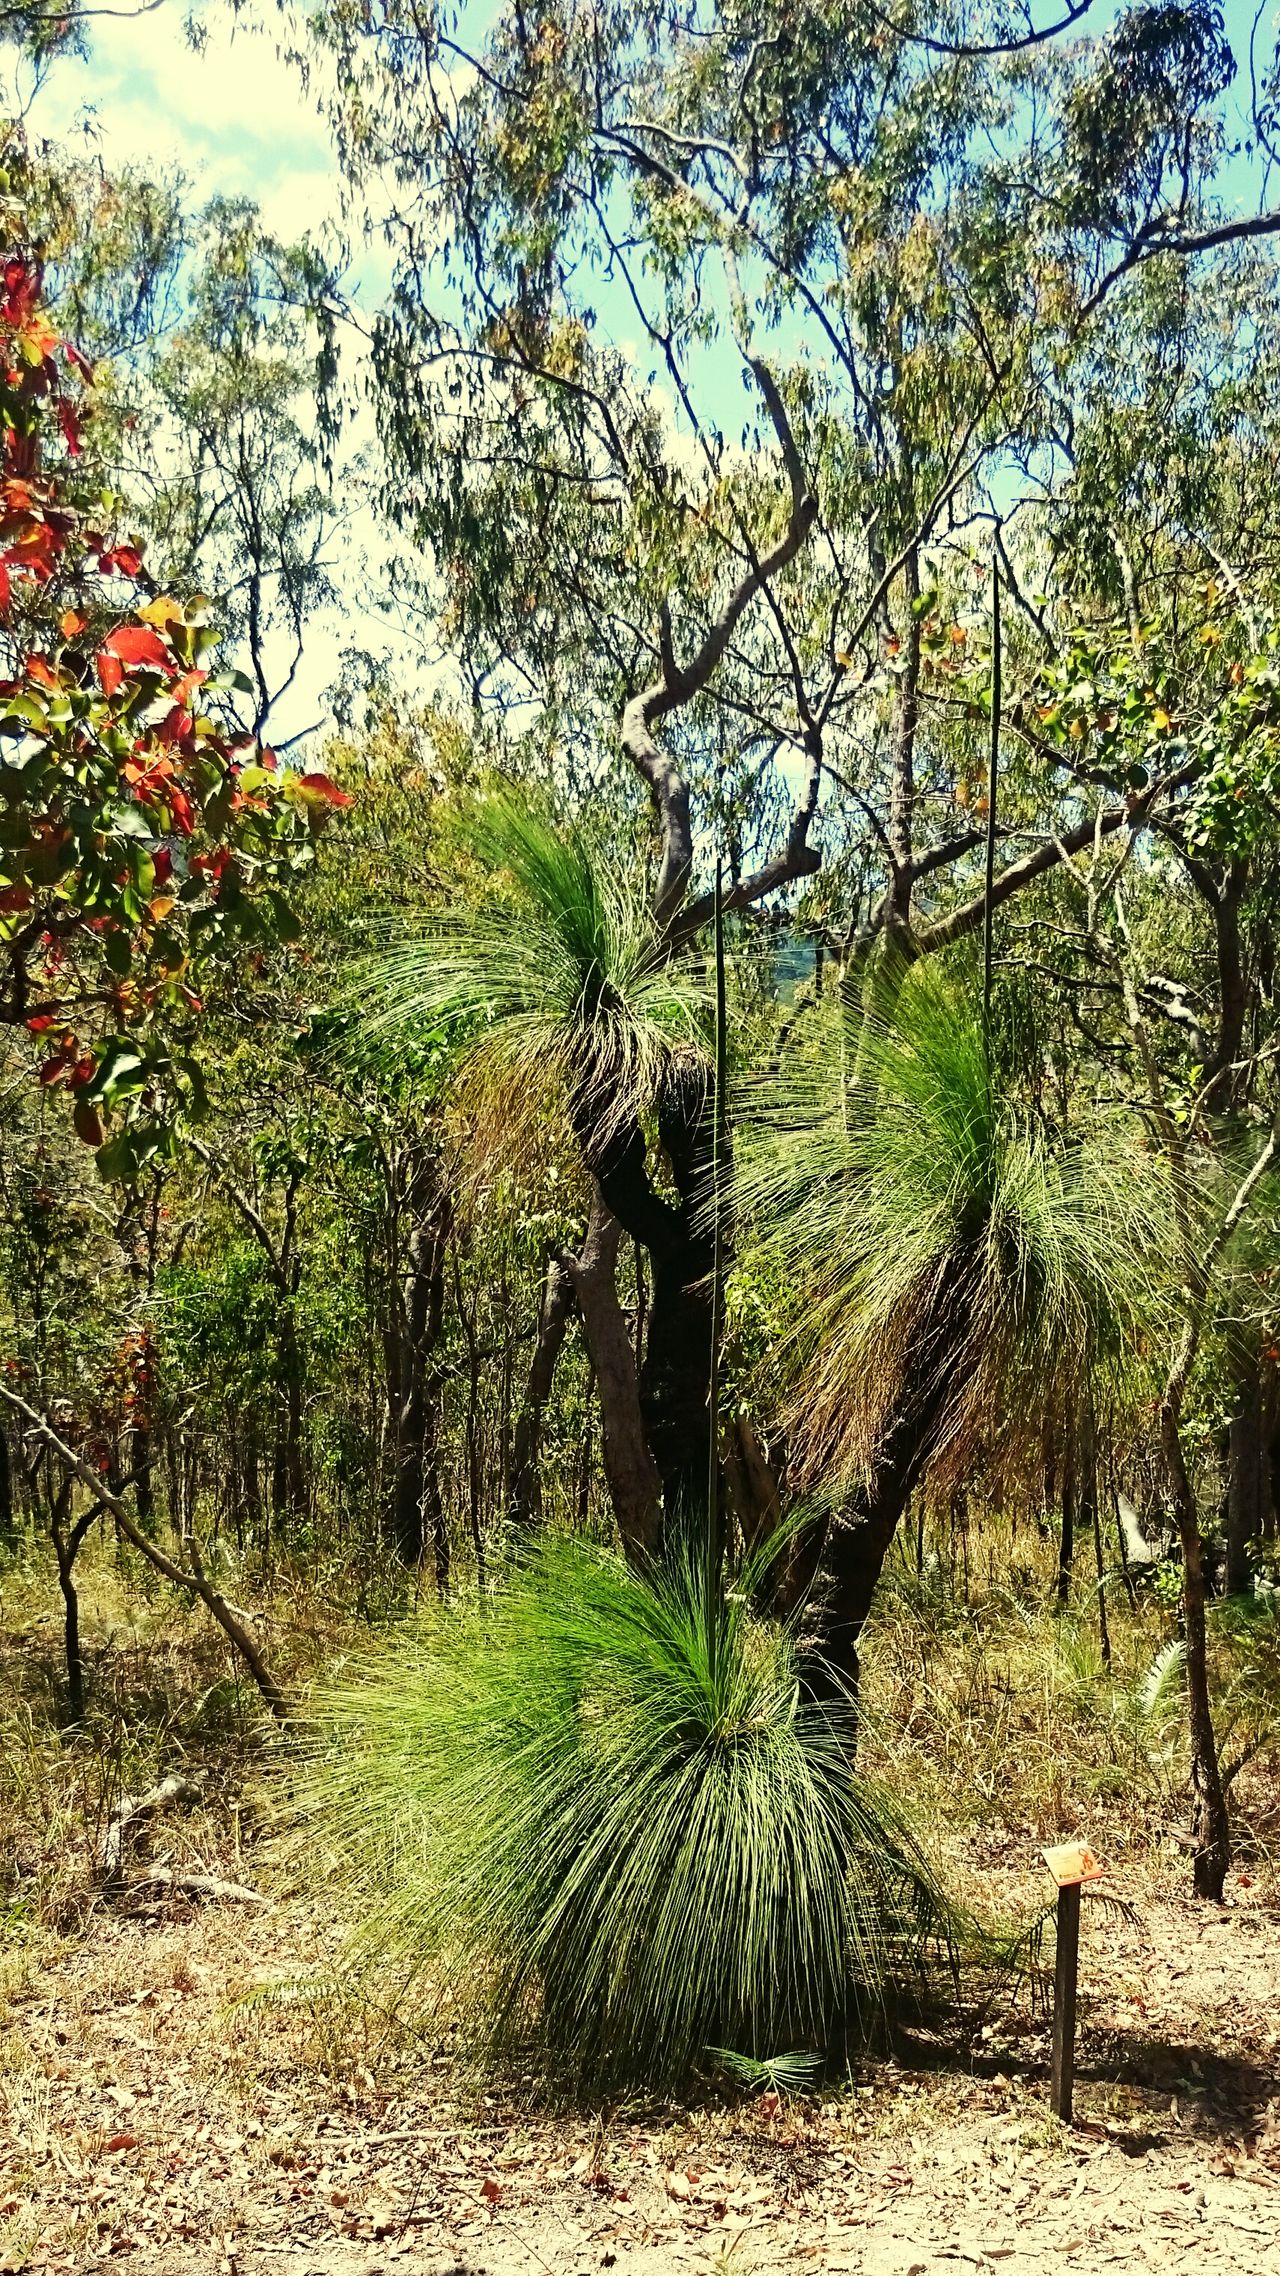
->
{"left": 17, "top": 4, "right": 342, "bottom": 237}
{"left": 0, "top": 6, "right": 422, "bottom": 745}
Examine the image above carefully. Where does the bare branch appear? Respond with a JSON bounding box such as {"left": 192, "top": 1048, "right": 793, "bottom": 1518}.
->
{"left": 0, "top": 1385, "right": 290, "bottom": 1721}
{"left": 621, "top": 359, "right": 817, "bottom": 929}
{"left": 914, "top": 764, "right": 1199, "bottom": 956}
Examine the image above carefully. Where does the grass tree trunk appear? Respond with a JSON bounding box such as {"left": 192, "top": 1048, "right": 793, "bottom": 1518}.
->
{"left": 588, "top": 1056, "right": 718, "bottom": 1543}
{"left": 797, "top": 1247, "right": 982, "bottom": 1704}
{"left": 798, "top": 1439, "right": 925, "bottom": 1703}
{"left": 799, "top": 1326, "right": 963, "bottom": 1702}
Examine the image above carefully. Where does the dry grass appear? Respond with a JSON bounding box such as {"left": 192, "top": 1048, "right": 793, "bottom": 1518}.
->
{"left": 0, "top": 1531, "right": 360, "bottom": 1936}
{"left": 863, "top": 1517, "right": 1280, "bottom": 1898}
{"left": 5, "top": 1509, "right": 1280, "bottom": 1941}
{"left": 1, "top": 1519, "right": 1278, "bottom": 2273}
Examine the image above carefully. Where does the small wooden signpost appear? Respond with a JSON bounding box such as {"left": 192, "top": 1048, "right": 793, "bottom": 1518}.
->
{"left": 1042, "top": 1841, "right": 1103, "bottom": 2124}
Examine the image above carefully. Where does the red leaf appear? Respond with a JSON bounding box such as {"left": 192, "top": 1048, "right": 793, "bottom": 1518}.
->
{"left": 73, "top": 1099, "right": 104, "bottom": 1148}
{"left": 96, "top": 649, "right": 124, "bottom": 697}
{"left": 480, "top": 2177, "right": 503, "bottom": 2204}
{"left": 38, "top": 1054, "right": 67, "bottom": 1085}
{"left": 103, "top": 623, "right": 170, "bottom": 670}
{"left": 25, "top": 1013, "right": 56, "bottom": 1033}
{"left": 57, "top": 397, "right": 81, "bottom": 456}
{"left": 167, "top": 785, "right": 195, "bottom": 835}
{"left": 298, "top": 771, "right": 354, "bottom": 806}
{"left": 60, "top": 608, "right": 86, "bottom": 638}
{"left": 0, "top": 883, "right": 33, "bottom": 911}
{"left": 104, "top": 2132, "right": 138, "bottom": 2155}
{"left": 0, "top": 561, "right": 11, "bottom": 614}
{"left": 111, "top": 545, "right": 144, "bottom": 579}
{"left": 26, "top": 654, "right": 58, "bottom": 689}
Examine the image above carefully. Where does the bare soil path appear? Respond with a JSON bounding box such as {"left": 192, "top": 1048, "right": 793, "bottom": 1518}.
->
{"left": 3, "top": 1874, "right": 1278, "bottom": 2276}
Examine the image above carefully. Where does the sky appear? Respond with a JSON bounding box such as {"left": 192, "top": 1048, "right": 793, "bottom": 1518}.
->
{"left": 18, "top": 6, "right": 342, "bottom": 254}
{"left": 4, "top": 3, "right": 406, "bottom": 748}
{"left": 3, "top": 0, "right": 1278, "bottom": 749}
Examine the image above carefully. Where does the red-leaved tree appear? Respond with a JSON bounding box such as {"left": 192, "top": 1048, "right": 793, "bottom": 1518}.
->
{"left": 0, "top": 184, "right": 349, "bottom": 1178}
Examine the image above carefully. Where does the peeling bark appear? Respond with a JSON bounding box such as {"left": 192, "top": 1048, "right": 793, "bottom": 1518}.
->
{"left": 564, "top": 1185, "right": 662, "bottom": 1564}
{"left": 510, "top": 1250, "right": 575, "bottom": 1532}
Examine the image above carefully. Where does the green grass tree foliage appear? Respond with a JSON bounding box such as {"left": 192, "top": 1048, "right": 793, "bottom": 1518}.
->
{"left": 300, "top": 1536, "right": 953, "bottom": 2094}
{"left": 365, "top": 787, "right": 709, "bottom": 1156}
{"left": 734, "top": 969, "right": 1171, "bottom": 1694}
{"left": 362, "top": 786, "right": 720, "bottom": 1555}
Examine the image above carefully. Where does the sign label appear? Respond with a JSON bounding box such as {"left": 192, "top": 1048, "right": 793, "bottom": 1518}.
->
{"left": 1043, "top": 1841, "right": 1103, "bottom": 1888}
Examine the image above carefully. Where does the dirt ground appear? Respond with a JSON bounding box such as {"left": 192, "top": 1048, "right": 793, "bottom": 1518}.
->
{"left": 3, "top": 1865, "right": 1278, "bottom": 2276}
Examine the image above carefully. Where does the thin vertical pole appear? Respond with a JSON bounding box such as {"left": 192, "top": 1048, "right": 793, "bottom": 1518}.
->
{"left": 706, "top": 856, "right": 728, "bottom": 1683}
{"left": 1049, "top": 1881, "right": 1081, "bottom": 2122}
{"left": 983, "top": 558, "right": 1002, "bottom": 1066}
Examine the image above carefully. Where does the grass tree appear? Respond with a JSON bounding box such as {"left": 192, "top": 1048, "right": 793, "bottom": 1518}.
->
{"left": 299, "top": 1536, "right": 957, "bottom": 2092}
{"left": 735, "top": 970, "right": 1168, "bottom": 1699}
{"left": 365, "top": 790, "right": 715, "bottom": 1559}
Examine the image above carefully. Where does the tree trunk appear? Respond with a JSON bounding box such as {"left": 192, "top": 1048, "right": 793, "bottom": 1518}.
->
{"left": 49, "top": 1490, "right": 105, "bottom": 1726}
{"left": 0, "top": 1425, "right": 15, "bottom": 1551}
{"left": 5, "top": 1384, "right": 293, "bottom": 1725}
{"left": 59, "top": 1556, "right": 83, "bottom": 1723}
{"left": 1226, "top": 1341, "right": 1262, "bottom": 1596}
{"left": 722, "top": 1414, "right": 784, "bottom": 1557}
{"left": 1090, "top": 1452, "right": 1112, "bottom": 1669}
{"left": 565, "top": 1185, "right": 662, "bottom": 1564}
{"left": 383, "top": 1145, "right": 450, "bottom": 1582}
{"left": 51, "top": 1499, "right": 83, "bottom": 1723}
{"left": 797, "top": 1256, "right": 975, "bottom": 1701}
{"left": 131, "top": 1423, "right": 155, "bottom": 1527}
{"left": 632, "top": 1055, "right": 717, "bottom": 1532}
{"left": 510, "top": 1251, "right": 574, "bottom": 1531}
{"left": 798, "top": 1408, "right": 932, "bottom": 1703}
{"left": 578, "top": 1052, "right": 719, "bottom": 1548}
{"left": 390, "top": 1217, "right": 448, "bottom": 1570}
{"left": 1161, "top": 1403, "right": 1231, "bottom": 1899}
{"left": 1057, "top": 1397, "right": 1077, "bottom": 1606}
{"left": 272, "top": 1297, "right": 306, "bottom": 1525}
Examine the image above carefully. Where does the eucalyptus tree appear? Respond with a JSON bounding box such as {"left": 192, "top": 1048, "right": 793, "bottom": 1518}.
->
{"left": 312, "top": 0, "right": 1278, "bottom": 1571}
{"left": 970, "top": 322, "right": 1280, "bottom": 1896}
{"left": 121, "top": 196, "right": 342, "bottom": 741}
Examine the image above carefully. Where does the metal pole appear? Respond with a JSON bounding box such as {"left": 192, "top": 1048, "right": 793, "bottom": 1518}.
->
{"left": 705, "top": 855, "right": 727, "bottom": 1684}
{"left": 1049, "top": 1880, "right": 1081, "bottom": 2122}
{"left": 982, "top": 556, "right": 1001, "bottom": 1068}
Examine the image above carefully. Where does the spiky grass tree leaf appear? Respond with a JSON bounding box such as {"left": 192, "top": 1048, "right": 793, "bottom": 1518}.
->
{"left": 1137, "top": 1638, "right": 1187, "bottom": 1721}
{"left": 292, "top": 1540, "right": 954, "bottom": 2095}
{"left": 734, "top": 967, "right": 1171, "bottom": 1496}
{"left": 706, "top": 2046, "right": 826, "bottom": 2095}
{"left": 352, "top": 788, "right": 709, "bottom": 1157}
